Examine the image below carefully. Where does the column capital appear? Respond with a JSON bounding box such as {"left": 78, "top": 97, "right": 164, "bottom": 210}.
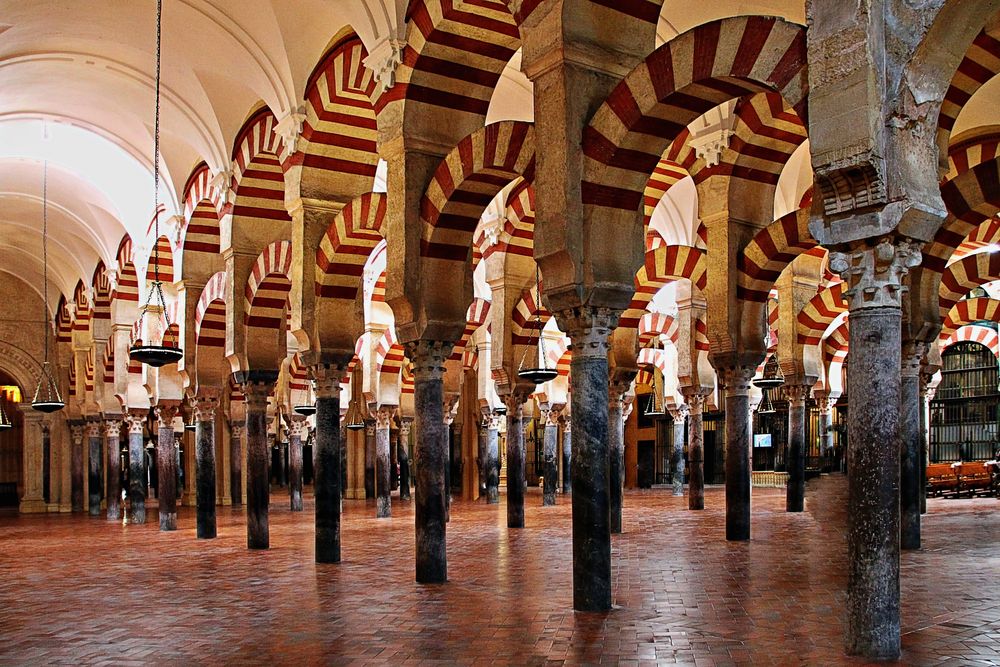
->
{"left": 376, "top": 405, "right": 396, "bottom": 430}
{"left": 230, "top": 422, "right": 247, "bottom": 438}
{"left": 310, "top": 363, "right": 346, "bottom": 399}
{"left": 502, "top": 391, "right": 530, "bottom": 415}
{"left": 406, "top": 340, "right": 453, "bottom": 381}
{"left": 782, "top": 384, "right": 811, "bottom": 408}
{"left": 718, "top": 366, "right": 756, "bottom": 396}
{"left": 680, "top": 387, "right": 711, "bottom": 415}
{"left": 901, "top": 341, "right": 927, "bottom": 378}
{"left": 85, "top": 419, "right": 102, "bottom": 438}
{"left": 241, "top": 379, "right": 273, "bottom": 411}
{"left": 554, "top": 306, "right": 618, "bottom": 360}
{"left": 813, "top": 391, "right": 837, "bottom": 414}
{"left": 69, "top": 421, "right": 85, "bottom": 443}
{"left": 668, "top": 403, "right": 689, "bottom": 421}
{"left": 543, "top": 403, "right": 563, "bottom": 427}
{"left": 154, "top": 403, "right": 179, "bottom": 428}
{"left": 829, "top": 237, "right": 922, "bottom": 311}
{"left": 103, "top": 418, "right": 123, "bottom": 438}
{"left": 286, "top": 416, "right": 308, "bottom": 439}
{"left": 365, "top": 420, "right": 376, "bottom": 436}
{"left": 398, "top": 417, "right": 413, "bottom": 439}
{"left": 192, "top": 394, "right": 219, "bottom": 422}
{"left": 125, "top": 411, "right": 146, "bottom": 434}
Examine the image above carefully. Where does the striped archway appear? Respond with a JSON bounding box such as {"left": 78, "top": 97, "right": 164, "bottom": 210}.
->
{"left": 244, "top": 241, "right": 293, "bottom": 370}
{"left": 941, "top": 323, "right": 1000, "bottom": 358}
{"left": 737, "top": 208, "right": 818, "bottom": 303}
{"left": 939, "top": 296, "right": 1000, "bottom": 341}
{"left": 797, "top": 282, "right": 848, "bottom": 345}
{"left": 621, "top": 245, "right": 707, "bottom": 329}
{"left": 939, "top": 251, "right": 1000, "bottom": 318}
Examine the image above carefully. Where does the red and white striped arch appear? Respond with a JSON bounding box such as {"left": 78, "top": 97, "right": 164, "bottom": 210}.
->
{"left": 945, "top": 134, "right": 1000, "bottom": 182}
{"left": 941, "top": 323, "right": 1000, "bottom": 358}
{"left": 72, "top": 280, "right": 91, "bottom": 333}
{"left": 245, "top": 241, "right": 293, "bottom": 329}
{"left": 230, "top": 108, "right": 289, "bottom": 224}
{"left": 195, "top": 272, "right": 228, "bottom": 350}
{"left": 378, "top": 0, "right": 519, "bottom": 117}
{"left": 91, "top": 261, "right": 111, "bottom": 322}
{"left": 84, "top": 348, "right": 94, "bottom": 394}
{"left": 115, "top": 236, "right": 139, "bottom": 304}
{"left": 637, "top": 347, "right": 669, "bottom": 374}
{"left": 510, "top": 282, "right": 551, "bottom": 346}
{"left": 489, "top": 180, "right": 534, "bottom": 260}
{"left": 581, "top": 16, "right": 808, "bottom": 221}
{"left": 420, "top": 121, "right": 535, "bottom": 262}
{"left": 512, "top": 0, "right": 661, "bottom": 31}
{"left": 182, "top": 164, "right": 223, "bottom": 257}
{"left": 939, "top": 296, "right": 1000, "bottom": 341}
{"left": 622, "top": 245, "right": 707, "bottom": 329}
{"left": 147, "top": 235, "right": 174, "bottom": 284}
{"left": 103, "top": 338, "right": 114, "bottom": 385}
{"left": 638, "top": 312, "right": 679, "bottom": 347}
{"left": 938, "top": 28, "right": 1000, "bottom": 162}
{"left": 928, "top": 152, "right": 1000, "bottom": 272}
{"left": 55, "top": 296, "right": 72, "bottom": 343}
{"left": 450, "top": 297, "right": 491, "bottom": 363}
{"left": 182, "top": 163, "right": 223, "bottom": 220}
{"left": 797, "top": 282, "right": 848, "bottom": 345}
{"left": 939, "top": 251, "right": 1000, "bottom": 318}
{"left": 738, "top": 209, "right": 818, "bottom": 302}
{"left": 288, "top": 353, "right": 310, "bottom": 393}
{"left": 822, "top": 319, "right": 850, "bottom": 368}
{"left": 315, "top": 192, "right": 387, "bottom": 300}
{"left": 295, "top": 35, "right": 379, "bottom": 194}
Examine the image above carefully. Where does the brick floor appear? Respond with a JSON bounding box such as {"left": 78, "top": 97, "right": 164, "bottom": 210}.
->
{"left": 0, "top": 474, "right": 998, "bottom": 665}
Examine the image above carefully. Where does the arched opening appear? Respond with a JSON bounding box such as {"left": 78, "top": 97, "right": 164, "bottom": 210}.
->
{"left": 931, "top": 339, "right": 1000, "bottom": 463}
{"left": 0, "top": 370, "right": 25, "bottom": 509}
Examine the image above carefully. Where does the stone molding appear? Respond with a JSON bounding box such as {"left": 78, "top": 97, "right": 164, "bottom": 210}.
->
{"left": 828, "top": 238, "right": 922, "bottom": 310}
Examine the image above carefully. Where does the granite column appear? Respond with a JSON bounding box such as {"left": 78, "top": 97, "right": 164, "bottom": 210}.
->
{"left": 408, "top": 340, "right": 453, "bottom": 583}
{"left": 243, "top": 376, "right": 274, "bottom": 549}
{"left": 682, "top": 391, "right": 708, "bottom": 510}
{"left": 193, "top": 396, "right": 218, "bottom": 538}
{"left": 126, "top": 412, "right": 146, "bottom": 523}
{"left": 375, "top": 405, "right": 395, "bottom": 518}
{"left": 609, "top": 383, "right": 627, "bottom": 533}
{"left": 287, "top": 416, "right": 305, "bottom": 512}
{"left": 485, "top": 415, "right": 500, "bottom": 504}
{"left": 561, "top": 420, "right": 571, "bottom": 493}
{"left": 104, "top": 419, "right": 122, "bottom": 520}
{"left": 70, "top": 422, "right": 84, "bottom": 513}
{"left": 155, "top": 405, "right": 179, "bottom": 531}
{"left": 364, "top": 420, "right": 376, "bottom": 500}
{"left": 900, "top": 342, "right": 926, "bottom": 550}
{"left": 398, "top": 418, "right": 412, "bottom": 501}
{"left": 719, "top": 366, "right": 756, "bottom": 541}
{"left": 312, "top": 365, "right": 345, "bottom": 563}
{"left": 504, "top": 393, "right": 528, "bottom": 528}
{"left": 784, "top": 384, "right": 811, "bottom": 512}
{"left": 669, "top": 404, "right": 688, "bottom": 497}
{"left": 229, "top": 422, "right": 244, "bottom": 505}
{"left": 86, "top": 421, "right": 102, "bottom": 516}
{"left": 542, "top": 405, "right": 560, "bottom": 506}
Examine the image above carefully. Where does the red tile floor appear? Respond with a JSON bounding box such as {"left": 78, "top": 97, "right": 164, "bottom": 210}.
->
{"left": 0, "top": 474, "right": 998, "bottom": 665}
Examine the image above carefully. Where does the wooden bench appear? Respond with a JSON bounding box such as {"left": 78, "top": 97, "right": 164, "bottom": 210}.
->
{"left": 926, "top": 463, "right": 958, "bottom": 496}
{"left": 957, "top": 461, "right": 994, "bottom": 497}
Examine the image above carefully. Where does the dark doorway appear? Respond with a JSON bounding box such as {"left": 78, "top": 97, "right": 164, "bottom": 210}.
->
{"left": 637, "top": 439, "right": 655, "bottom": 488}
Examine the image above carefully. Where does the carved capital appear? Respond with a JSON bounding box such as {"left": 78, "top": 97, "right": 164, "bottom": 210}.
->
{"left": 407, "top": 340, "right": 453, "bottom": 381}
{"left": 668, "top": 403, "right": 689, "bottom": 421}
{"left": 813, "top": 391, "right": 836, "bottom": 415}
{"left": 310, "top": 363, "right": 345, "bottom": 399}
{"left": 230, "top": 423, "right": 247, "bottom": 439}
{"left": 242, "top": 380, "right": 273, "bottom": 412}
{"left": 286, "top": 416, "right": 308, "bottom": 439}
{"left": 901, "top": 341, "right": 927, "bottom": 379}
{"left": 125, "top": 412, "right": 146, "bottom": 435}
{"left": 680, "top": 388, "right": 711, "bottom": 415}
{"left": 274, "top": 108, "right": 306, "bottom": 160}
{"left": 398, "top": 417, "right": 413, "bottom": 439}
{"left": 376, "top": 405, "right": 396, "bottom": 430}
{"left": 365, "top": 420, "right": 376, "bottom": 437}
{"left": 555, "top": 306, "right": 618, "bottom": 360}
{"left": 69, "top": 422, "right": 84, "bottom": 443}
{"left": 782, "top": 384, "right": 811, "bottom": 407}
{"left": 362, "top": 37, "right": 405, "bottom": 95}
{"left": 85, "top": 420, "right": 101, "bottom": 438}
{"left": 828, "top": 238, "right": 922, "bottom": 310}
{"left": 103, "top": 418, "right": 123, "bottom": 438}
{"left": 154, "top": 404, "right": 178, "bottom": 429}
{"left": 717, "top": 367, "right": 756, "bottom": 396}
{"left": 192, "top": 395, "right": 219, "bottom": 422}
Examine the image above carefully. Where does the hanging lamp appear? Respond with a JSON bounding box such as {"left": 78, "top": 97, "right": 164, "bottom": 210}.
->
{"left": 293, "top": 403, "right": 316, "bottom": 417}
{"left": 0, "top": 395, "right": 12, "bottom": 431}
{"left": 644, "top": 363, "right": 665, "bottom": 418}
{"left": 753, "top": 354, "right": 783, "bottom": 415}
{"left": 344, "top": 401, "right": 365, "bottom": 431}
{"left": 129, "top": 0, "right": 182, "bottom": 369}
{"left": 517, "top": 265, "right": 558, "bottom": 385}
{"left": 32, "top": 160, "right": 65, "bottom": 414}
{"left": 184, "top": 408, "right": 196, "bottom": 432}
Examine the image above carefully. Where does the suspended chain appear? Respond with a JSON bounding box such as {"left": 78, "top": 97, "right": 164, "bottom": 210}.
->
{"left": 152, "top": 0, "right": 162, "bottom": 284}
{"left": 42, "top": 159, "right": 49, "bottom": 363}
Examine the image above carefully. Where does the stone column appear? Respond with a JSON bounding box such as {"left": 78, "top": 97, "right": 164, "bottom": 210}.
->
{"left": 542, "top": 406, "right": 560, "bottom": 506}
{"left": 485, "top": 414, "right": 500, "bottom": 504}
{"left": 560, "top": 307, "right": 617, "bottom": 611}
{"left": 243, "top": 377, "right": 274, "bottom": 549}
{"left": 86, "top": 421, "right": 102, "bottom": 516}
{"left": 919, "top": 371, "right": 934, "bottom": 515}
{"left": 104, "top": 419, "right": 122, "bottom": 520}
{"left": 682, "top": 391, "right": 708, "bottom": 510}
{"left": 900, "top": 342, "right": 926, "bottom": 550}
{"left": 815, "top": 392, "right": 835, "bottom": 460}
{"left": 609, "top": 382, "right": 628, "bottom": 534}
{"left": 443, "top": 410, "right": 454, "bottom": 522}
{"left": 69, "top": 421, "right": 84, "bottom": 513}
{"left": 230, "top": 422, "right": 244, "bottom": 506}
{"left": 287, "top": 416, "right": 306, "bottom": 512}
{"left": 154, "top": 405, "right": 178, "bottom": 531}
{"left": 193, "top": 396, "right": 218, "bottom": 538}
{"left": 830, "top": 239, "right": 920, "bottom": 660}
{"left": 504, "top": 393, "right": 528, "bottom": 529}
{"left": 561, "top": 420, "right": 571, "bottom": 494}
{"left": 398, "top": 418, "right": 412, "bottom": 501}
{"left": 407, "top": 340, "right": 453, "bottom": 584}
{"left": 477, "top": 416, "right": 489, "bottom": 499}
{"left": 784, "top": 384, "right": 811, "bottom": 512}
{"left": 375, "top": 405, "right": 395, "bottom": 518}
{"left": 43, "top": 423, "right": 51, "bottom": 505}
{"left": 668, "top": 404, "right": 688, "bottom": 497}
{"left": 18, "top": 410, "right": 47, "bottom": 513}
{"left": 364, "top": 420, "right": 376, "bottom": 500}
{"left": 719, "top": 366, "right": 756, "bottom": 541}
{"left": 313, "top": 365, "right": 345, "bottom": 563}
{"left": 125, "top": 412, "right": 146, "bottom": 523}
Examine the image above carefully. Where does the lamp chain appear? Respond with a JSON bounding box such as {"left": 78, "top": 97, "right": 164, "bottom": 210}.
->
{"left": 42, "top": 160, "right": 49, "bottom": 364}
{"left": 152, "top": 0, "right": 162, "bottom": 285}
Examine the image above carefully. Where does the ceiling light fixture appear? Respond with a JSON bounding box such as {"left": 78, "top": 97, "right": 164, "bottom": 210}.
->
{"left": 32, "top": 160, "right": 65, "bottom": 414}
{"left": 517, "top": 265, "right": 558, "bottom": 385}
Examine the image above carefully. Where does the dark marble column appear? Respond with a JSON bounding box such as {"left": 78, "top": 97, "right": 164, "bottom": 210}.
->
{"left": 364, "top": 420, "right": 376, "bottom": 500}
{"left": 390, "top": 426, "right": 399, "bottom": 491}
{"left": 682, "top": 391, "right": 707, "bottom": 510}
{"left": 477, "top": 417, "right": 489, "bottom": 499}
{"left": 87, "top": 421, "right": 102, "bottom": 516}
{"left": 287, "top": 416, "right": 305, "bottom": 512}
{"left": 542, "top": 406, "right": 560, "bottom": 506}
{"left": 398, "top": 418, "right": 412, "bottom": 501}
{"left": 104, "top": 419, "right": 122, "bottom": 521}
{"left": 312, "top": 365, "right": 345, "bottom": 563}
{"left": 375, "top": 405, "right": 395, "bottom": 518}
{"left": 784, "top": 384, "right": 810, "bottom": 513}
{"left": 407, "top": 340, "right": 453, "bottom": 584}
{"left": 243, "top": 376, "right": 275, "bottom": 550}
{"left": 230, "top": 422, "right": 244, "bottom": 505}
{"left": 719, "top": 366, "right": 755, "bottom": 541}
{"left": 919, "top": 371, "right": 933, "bottom": 515}
{"left": 485, "top": 415, "right": 500, "bottom": 504}
{"left": 608, "top": 384, "right": 627, "bottom": 533}
{"left": 815, "top": 392, "right": 835, "bottom": 463}
{"left": 155, "top": 405, "right": 179, "bottom": 531}
{"left": 560, "top": 307, "right": 617, "bottom": 612}
{"left": 43, "top": 424, "right": 51, "bottom": 504}
{"left": 443, "top": 413, "right": 453, "bottom": 522}
{"left": 504, "top": 393, "right": 528, "bottom": 528}
{"left": 900, "top": 342, "right": 925, "bottom": 550}
{"left": 561, "top": 420, "right": 571, "bottom": 494}
{"left": 69, "top": 422, "right": 84, "bottom": 513}
{"left": 193, "top": 396, "right": 218, "bottom": 538}
{"left": 669, "top": 404, "right": 688, "bottom": 497}
{"left": 126, "top": 413, "right": 146, "bottom": 523}
{"left": 833, "top": 240, "right": 919, "bottom": 661}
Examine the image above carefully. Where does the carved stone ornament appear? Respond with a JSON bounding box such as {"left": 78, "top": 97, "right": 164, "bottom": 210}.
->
{"left": 828, "top": 238, "right": 922, "bottom": 311}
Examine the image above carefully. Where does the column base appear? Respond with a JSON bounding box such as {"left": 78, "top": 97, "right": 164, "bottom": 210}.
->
{"left": 19, "top": 498, "right": 47, "bottom": 513}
